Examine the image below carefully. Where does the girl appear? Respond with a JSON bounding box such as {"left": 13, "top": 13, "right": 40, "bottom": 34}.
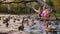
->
{"left": 41, "top": 6, "right": 49, "bottom": 20}
{"left": 42, "top": 6, "right": 49, "bottom": 34}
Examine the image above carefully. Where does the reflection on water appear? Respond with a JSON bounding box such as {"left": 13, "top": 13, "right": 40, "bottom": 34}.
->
{"left": 0, "top": 15, "right": 60, "bottom": 34}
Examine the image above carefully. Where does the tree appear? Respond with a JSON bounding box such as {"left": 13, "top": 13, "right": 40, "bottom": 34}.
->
{"left": 51, "top": 0, "right": 60, "bottom": 13}
{"left": 45, "top": 0, "right": 60, "bottom": 13}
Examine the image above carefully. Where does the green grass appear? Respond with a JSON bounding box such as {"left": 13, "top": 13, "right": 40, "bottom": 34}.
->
{"left": 50, "top": 14, "right": 60, "bottom": 17}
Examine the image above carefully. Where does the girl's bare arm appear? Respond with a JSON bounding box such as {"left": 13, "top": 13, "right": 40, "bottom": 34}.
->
{"left": 32, "top": 7, "right": 39, "bottom": 13}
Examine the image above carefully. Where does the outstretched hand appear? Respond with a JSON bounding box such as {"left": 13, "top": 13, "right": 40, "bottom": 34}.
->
{"left": 31, "top": 6, "right": 35, "bottom": 10}
{"left": 32, "top": 6, "right": 35, "bottom": 9}
{"left": 26, "top": 4, "right": 34, "bottom": 8}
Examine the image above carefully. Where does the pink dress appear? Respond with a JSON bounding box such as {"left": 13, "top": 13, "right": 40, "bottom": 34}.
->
{"left": 41, "top": 9, "right": 49, "bottom": 19}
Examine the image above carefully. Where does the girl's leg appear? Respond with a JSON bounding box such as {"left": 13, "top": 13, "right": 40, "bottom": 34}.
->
{"left": 43, "top": 19, "right": 49, "bottom": 34}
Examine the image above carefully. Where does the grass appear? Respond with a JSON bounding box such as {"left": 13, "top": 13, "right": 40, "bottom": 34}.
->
{"left": 50, "top": 14, "right": 60, "bottom": 17}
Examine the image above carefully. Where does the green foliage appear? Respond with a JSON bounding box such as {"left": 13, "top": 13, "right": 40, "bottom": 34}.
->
{"left": 45, "top": 0, "right": 53, "bottom": 7}
{"left": 45, "top": 0, "right": 60, "bottom": 13}
{"left": 50, "top": 14, "right": 60, "bottom": 17}
{"left": 32, "top": 2, "right": 40, "bottom": 9}
{"left": 0, "top": 4, "right": 8, "bottom": 13}
{"left": 10, "top": 3, "right": 30, "bottom": 14}
{"left": 13, "top": 0, "right": 20, "bottom": 2}
{"left": 51, "top": 0, "right": 60, "bottom": 13}
{"left": 0, "top": 0, "right": 60, "bottom": 14}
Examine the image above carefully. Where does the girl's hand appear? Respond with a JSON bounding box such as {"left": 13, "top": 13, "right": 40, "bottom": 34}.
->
{"left": 32, "top": 6, "right": 35, "bottom": 9}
